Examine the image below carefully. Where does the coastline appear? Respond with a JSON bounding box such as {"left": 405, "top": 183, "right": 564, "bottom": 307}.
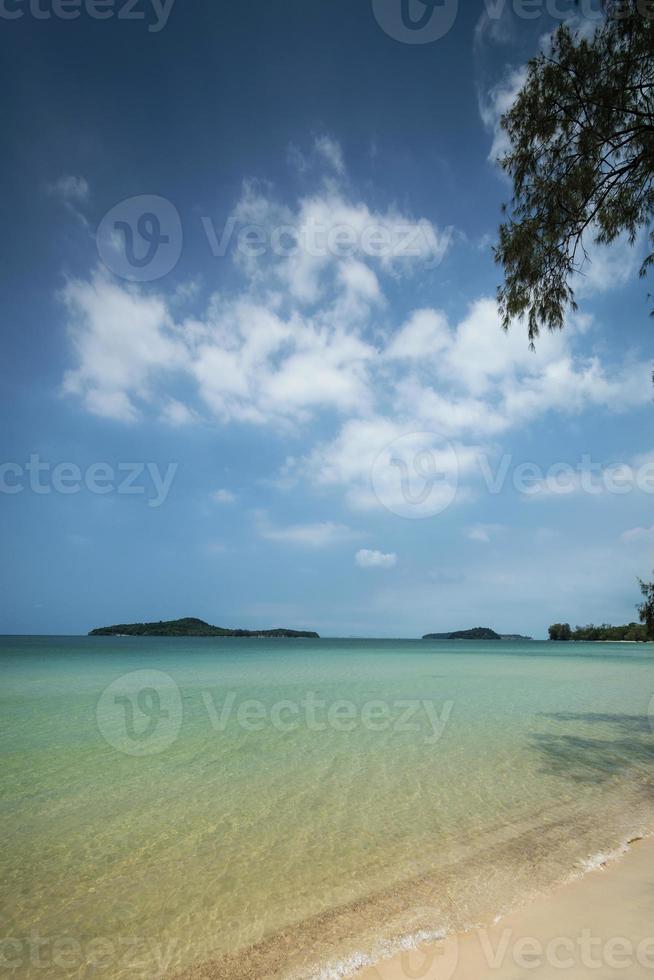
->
{"left": 353, "top": 835, "right": 654, "bottom": 980}
{"left": 173, "top": 826, "right": 654, "bottom": 980}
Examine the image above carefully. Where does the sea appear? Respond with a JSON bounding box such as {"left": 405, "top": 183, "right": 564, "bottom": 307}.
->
{"left": 2, "top": 635, "right": 654, "bottom": 979}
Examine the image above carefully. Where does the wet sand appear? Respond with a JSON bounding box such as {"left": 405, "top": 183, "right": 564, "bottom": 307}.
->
{"left": 358, "top": 837, "right": 654, "bottom": 980}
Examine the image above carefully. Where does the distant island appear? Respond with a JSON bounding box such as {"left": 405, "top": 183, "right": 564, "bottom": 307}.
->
{"left": 422, "top": 627, "right": 532, "bottom": 641}
{"left": 548, "top": 622, "right": 649, "bottom": 642}
{"left": 88, "top": 617, "right": 320, "bottom": 638}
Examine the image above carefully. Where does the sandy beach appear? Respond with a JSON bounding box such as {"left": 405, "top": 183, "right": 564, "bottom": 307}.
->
{"left": 358, "top": 837, "right": 654, "bottom": 980}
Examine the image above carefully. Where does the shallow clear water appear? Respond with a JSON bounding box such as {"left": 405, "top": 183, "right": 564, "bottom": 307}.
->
{"left": 2, "top": 636, "right": 654, "bottom": 979}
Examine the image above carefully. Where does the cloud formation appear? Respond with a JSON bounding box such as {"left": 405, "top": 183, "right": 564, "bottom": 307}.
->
{"left": 355, "top": 549, "right": 397, "bottom": 569}
{"left": 256, "top": 511, "right": 359, "bottom": 547}
{"left": 60, "top": 144, "right": 650, "bottom": 518}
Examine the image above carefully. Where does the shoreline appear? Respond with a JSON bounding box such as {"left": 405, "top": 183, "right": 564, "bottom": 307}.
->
{"left": 352, "top": 834, "right": 654, "bottom": 980}
{"left": 175, "top": 827, "right": 654, "bottom": 980}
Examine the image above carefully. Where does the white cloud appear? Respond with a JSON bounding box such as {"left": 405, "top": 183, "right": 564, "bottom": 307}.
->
{"left": 211, "top": 489, "right": 236, "bottom": 504}
{"left": 384, "top": 309, "right": 450, "bottom": 361}
{"left": 62, "top": 266, "right": 649, "bottom": 519}
{"left": 302, "top": 417, "right": 479, "bottom": 515}
{"left": 256, "top": 512, "right": 359, "bottom": 547}
{"left": 287, "top": 142, "right": 308, "bottom": 174}
{"left": 478, "top": 67, "right": 527, "bottom": 164}
{"left": 295, "top": 296, "right": 648, "bottom": 512}
{"left": 573, "top": 230, "right": 646, "bottom": 299}
{"left": 621, "top": 525, "right": 654, "bottom": 544}
{"left": 338, "top": 259, "right": 382, "bottom": 303}
{"left": 466, "top": 523, "right": 505, "bottom": 544}
{"left": 50, "top": 175, "right": 89, "bottom": 204}
{"left": 61, "top": 271, "right": 184, "bottom": 422}
{"left": 523, "top": 449, "right": 654, "bottom": 501}
{"left": 474, "top": 3, "right": 516, "bottom": 50}
{"left": 355, "top": 549, "right": 397, "bottom": 569}
{"left": 160, "top": 399, "right": 197, "bottom": 427}
{"left": 61, "top": 173, "right": 452, "bottom": 428}
{"left": 60, "top": 139, "right": 649, "bottom": 521}
{"left": 314, "top": 135, "right": 345, "bottom": 175}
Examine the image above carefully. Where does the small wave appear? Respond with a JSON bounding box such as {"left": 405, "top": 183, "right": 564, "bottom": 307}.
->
{"left": 581, "top": 843, "right": 629, "bottom": 873}
{"left": 307, "top": 927, "right": 447, "bottom": 980}
{"left": 310, "top": 832, "right": 654, "bottom": 980}
{"left": 579, "top": 830, "right": 652, "bottom": 874}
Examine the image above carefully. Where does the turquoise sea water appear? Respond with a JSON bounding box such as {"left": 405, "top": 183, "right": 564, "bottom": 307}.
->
{"left": 2, "top": 635, "right": 654, "bottom": 979}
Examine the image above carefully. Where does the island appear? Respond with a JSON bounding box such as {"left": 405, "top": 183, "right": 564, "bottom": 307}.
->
{"left": 422, "top": 627, "right": 532, "bottom": 641}
{"left": 88, "top": 617, "right": 319, "bottom": 638}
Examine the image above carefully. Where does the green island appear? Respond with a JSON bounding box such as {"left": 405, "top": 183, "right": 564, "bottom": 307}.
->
{"left": 548, "top": 623, "right": 650, "bottom": 642}
{"left": 88, "top": 617, "right": 319, "bottom": 639}
{"left": 422, "top": 627, "right": 532, "bottom": 641}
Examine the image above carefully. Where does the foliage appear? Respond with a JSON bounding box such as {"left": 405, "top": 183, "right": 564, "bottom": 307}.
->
{"left": 548, "top": 623, "right": 572, "bottom": 640}
{"left": 496, "top": 3, "right": 654, "bottom": 341}
{"left": 570, "top": 621, "right": 649, "bottom": 640}
{"left": 638, "top": 573, "right": 654, "bottom": 638}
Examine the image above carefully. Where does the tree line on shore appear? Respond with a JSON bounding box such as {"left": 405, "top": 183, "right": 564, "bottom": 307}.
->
{"left": 548, "top": 622, "right": 649, "bottom": 642}
{"left": 549, "top": 576, "right": 654, "bottom": 642}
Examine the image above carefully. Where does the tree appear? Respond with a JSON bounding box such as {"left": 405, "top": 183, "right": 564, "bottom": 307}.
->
{"left": 495, "top": 3, "right": 654, "bottom": 342}
{"left": 548, "top": 622, "right": 572, "bottom": 640}
{"left": 638, "top": 573, "right": 654, "bottom": 638}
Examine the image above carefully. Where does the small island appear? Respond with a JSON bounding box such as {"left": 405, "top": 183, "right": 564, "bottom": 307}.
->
{"left": 89, "top": 617, "right": 319, "bottom": 638}
{"left": 422, "top": 627, "right": 532, "bottom": 641}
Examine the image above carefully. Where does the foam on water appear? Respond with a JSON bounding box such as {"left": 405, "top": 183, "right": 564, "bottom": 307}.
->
{"left": 2, "top": 635, "right": 654, "bottom": 979}
{"left": 307, "top": 928, "right": 448, "bottom": 980}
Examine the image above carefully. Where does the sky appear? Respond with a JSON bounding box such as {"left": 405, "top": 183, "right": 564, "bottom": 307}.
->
{"left": 1, "top": 0, "right": 652, "bottom": 638}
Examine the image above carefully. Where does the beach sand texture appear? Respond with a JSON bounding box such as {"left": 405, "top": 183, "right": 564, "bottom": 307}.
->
{"left": 359, "top": 838, "right": 654, "bottom": 980}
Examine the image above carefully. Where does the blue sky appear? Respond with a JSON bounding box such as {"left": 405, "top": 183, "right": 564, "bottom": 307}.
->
{"left": 1, "top": 0, "right": 652, "bottom": 637}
